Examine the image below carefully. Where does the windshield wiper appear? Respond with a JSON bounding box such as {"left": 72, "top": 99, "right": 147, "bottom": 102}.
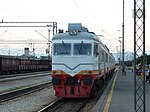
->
{"left": 79, "top": 41, "right": 83, "bottom": 54}
{"left": 62, "top": 41, "right": 69, "bottom": 54}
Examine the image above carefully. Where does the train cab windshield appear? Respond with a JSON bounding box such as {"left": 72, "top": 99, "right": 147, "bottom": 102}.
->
{"left": 54, "top": 43, "right": 71, "bottom": 55}
{"left": 53, "top": 42, "right": 92, "bottom": 56}
{"left": 73, "top": 43, "right": 91, "bottom": 55}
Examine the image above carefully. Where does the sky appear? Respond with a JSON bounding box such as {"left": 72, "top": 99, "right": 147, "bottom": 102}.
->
{"left": 0, "top": 0, "right": 150, "bottom": 56}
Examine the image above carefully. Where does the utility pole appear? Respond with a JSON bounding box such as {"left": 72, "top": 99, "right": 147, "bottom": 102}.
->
{"left": 122, "top": 0, "right": 125, "bottom": 75}
{"left": 48, "top": 29, "right": 51, "bottom": 69}
{"left": 118, "top": 37, "right": 122, "bottom": 68}
{"left": 48, "top": 29, "right": 51, "bottom": 55}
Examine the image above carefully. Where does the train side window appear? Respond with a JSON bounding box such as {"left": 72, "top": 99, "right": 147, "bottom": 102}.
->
{"left": 109, "top": 56, "right": 111, "bottom": 63}
{"left": 94, "top": 44, "right": 98, "bottom": 56}
{"left": 101, "top": 51, "right": 104, "bottom": 62}
{"left": 105, "top": 53, "right": 108, "bottom": 62}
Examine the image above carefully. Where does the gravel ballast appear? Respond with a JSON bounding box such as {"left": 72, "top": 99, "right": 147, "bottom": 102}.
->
{"left": 0, "top": 86, "right": 57, "bottom": 112}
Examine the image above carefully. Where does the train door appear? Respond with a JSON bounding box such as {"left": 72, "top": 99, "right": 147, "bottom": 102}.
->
{"left": 98, "top": 46, "right": 101, "bottom": 74}
{"left": 101, "top": 50, "right": 106, "bottom": 81}
{"left": 104, "top": 52, "right": 106, "bottom": 75}
{"left": 103, "top": 52, "right": 107, "bottom": 80}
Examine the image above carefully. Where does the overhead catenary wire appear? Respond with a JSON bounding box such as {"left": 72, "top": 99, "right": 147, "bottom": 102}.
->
{"left": 72, "top": 0, "right": 95, "bottom": 32}
{"left": 0, "top": 5, "right": 24, "bottom": 19}
{"left": 35, "top": 30, "right": 48, "bottom": 40}
{"left": 0, "top": 30, "right": 8, "bottom": 37}
{"left": 101, "top": 29, "right": 120, "bottom": 42}
{"left": 72, "top": 0, "right": 120, "bottom": 44}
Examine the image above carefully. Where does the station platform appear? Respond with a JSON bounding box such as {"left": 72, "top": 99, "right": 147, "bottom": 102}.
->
{"left": 91, "top": 68, "right": 150, "bottom": 112}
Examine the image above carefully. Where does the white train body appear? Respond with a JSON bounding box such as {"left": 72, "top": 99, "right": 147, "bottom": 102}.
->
{"left": 52, "top": 23, "right": 115, "bottom": 98}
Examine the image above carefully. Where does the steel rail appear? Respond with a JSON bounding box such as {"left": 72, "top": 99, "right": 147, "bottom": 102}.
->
{"left": 38, "top": 98, "right": 89, "bottom": 112}
{"left": 0, "top": 71, "right": 50, "bottom": 79}
{"left": 0, "top": 82, "right": 51, "bottom": 103}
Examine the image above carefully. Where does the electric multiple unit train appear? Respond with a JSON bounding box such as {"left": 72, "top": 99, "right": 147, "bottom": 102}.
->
{"left": 52, "top": 23, "right": 115, "bottom": 98}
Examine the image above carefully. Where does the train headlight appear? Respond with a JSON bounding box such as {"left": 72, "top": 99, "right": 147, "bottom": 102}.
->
{"left": 77, "top": 79, "right": 80, "bottom": 83}
{"left": 53, "top": 70, "right": 57, "bottom": 74}
{"left": 52, "top": 70, "right": 62, "bottom": 75}
{"left": 84, "top": 77, "right": 92, "bottom": 85}
{"left": 57, "top": 70, "right": 62, "bottom": 74}
{"left": 52, "top": 77, "right": 60, "bottom": 85}
{"left": 82, "top": 70, "right": 92, "bottom": 75}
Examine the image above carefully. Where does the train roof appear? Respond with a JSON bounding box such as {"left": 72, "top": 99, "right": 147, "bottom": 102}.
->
{"left": 0, "top": 55, "right": 19, "bottom": 58}
{"left": 52, "top": 23, "right": 103, "bottom": 43}
{"left": 52, "top": 31, "right": 102, "bottom": 42}
{"left": 52, "top": 23, "right": 113, "bottom": 56}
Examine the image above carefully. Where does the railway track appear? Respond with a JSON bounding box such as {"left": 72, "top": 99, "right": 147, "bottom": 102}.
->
{"left": 0, "top": 82, "right": 51, "bottom": 103}
{"left": 38, "top": 70, "right": 115, "bottom": 112}
{"left": 0, "top": 71, "right": 50, "bottom": 79}
{"left": 38, "top": 98, "right": 88, "bottom": 112}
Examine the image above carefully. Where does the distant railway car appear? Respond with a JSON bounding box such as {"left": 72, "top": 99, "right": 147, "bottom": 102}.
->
{"left": 0, "top": 55, "right": 51, "bottom": 74}
{"left": 39, "top": 59, "right": 51, "bottom": 70}
{"left": 0, "top": 56, "right": 19, "bottom": 74}
{"left": 19, "top": 58, "right": 31, "bottom": 71}
{"left": 52, "top": 23, "right": 115, "bottom": 98}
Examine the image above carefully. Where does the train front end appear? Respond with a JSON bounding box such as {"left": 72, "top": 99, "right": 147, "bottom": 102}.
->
{"left": 52, "top": 24, "right": 97, "bottom": 98}
{"left": 52, "top": 54, "right": 94, "bottom": 98}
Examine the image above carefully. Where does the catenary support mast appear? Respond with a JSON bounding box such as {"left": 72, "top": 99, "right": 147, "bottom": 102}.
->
{"left": 134, "top": 0, "right": 146, "bottom": 112}
{"left": 0, "top": 21, "right": 57, "bottom": 56}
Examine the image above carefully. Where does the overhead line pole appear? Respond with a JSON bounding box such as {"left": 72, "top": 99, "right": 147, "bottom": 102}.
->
{"left": 134, "top": 0, "right": 146, "bottom": 112}
{"left": 122, "top": 0, "right": 125, "bottom": 75}
{"left": 0, "top": 21, "right": 57, "bottom": 34}
{"left": 0, "top": 21, "right": 57, "bottom": 58}
{"left": 0, "top": 21, "right": 57, "bottom": 35}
